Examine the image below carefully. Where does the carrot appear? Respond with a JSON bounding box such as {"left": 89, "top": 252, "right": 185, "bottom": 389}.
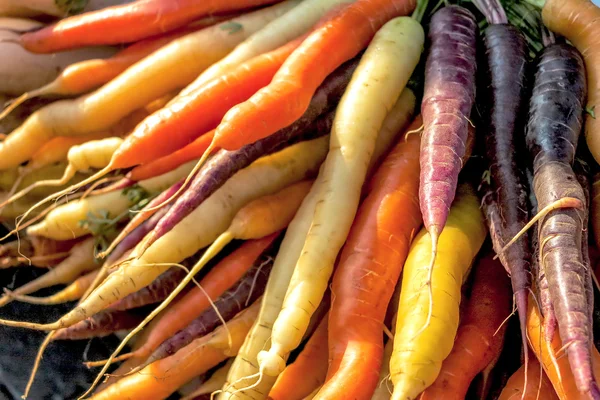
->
{"left": 526, "top": 41, "right": 597, "bottom": 397}
{"left": 317, "top": 115, "right": 423, "bottom": 400}
{"left": 528, "top": 0, "right": 600, "bottom": 165}
{"left": 53, "top": 309, "right": 145, "bottom": 341}
{"left": 88, "top": 301, "right": 260, "bottom": 400}
{"left": 0, "top": 17, "right": 228, "bottom": 118}
{"left": 19, "top": 0, "right": 286, "bottom": 53}
{"left": 474, "top": 0, "right": 532, "bottom": 368}
{"left": 119, "top": 38, "right": 305, "bottom": 170}
{"left": 498, "top": 358, "right": 559, "bottom": 400}
{"left": 0, "top": 2, "right": 297, "bottom": 171}
{"left": 185, "top": 0, "right": 355, "bottom": 92}
{"left": 0, "top": 237, "right": 98, "bottom": 308}
{"left": 0, "top": 137, "right": 124, "bottom": 209}
{"left": 138, "top": 58, "right": 354, "bottom": 252}
{"left": 0, "top": 0, "right": 88, "bottom": 17}
{"left": 390, "top": 184, "right": 487, "bottom": 400}
{"left": 220, "top": 89, "right": 415, "bottom": 400}
{"left": 419, "top": 253, "right": 512, "bottom": 400}
{"left": 257, "top": 16, "right": 422, "bottom": 382}
{"left": 23, "top": 160, "right": 196, "bottom": 240}
{"left": 10, "top": 269, "right": 99, "bottom": 305}
{"left": 268, "top": 315, "right": 329, "bottom": 400}
{"left": 527, "top": 300, "right": 600, "bottom": 399}
{"left": 94, "top": 235, "right": 279, "bottom": 368}
{"left": 133, "top": 242, "right": 277, "bottom": 372}
{"left": 418, "top": 7, "right": 477, "bottom": 336}
{"left": 191, "top": 0, "right": 416, "bottom": 177}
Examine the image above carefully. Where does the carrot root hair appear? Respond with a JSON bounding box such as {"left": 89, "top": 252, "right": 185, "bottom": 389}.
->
{"left": 84, "top": 352, "right": 134, "bottom": 368}
{"left": 495, "top": 197, "right": 584, "bottom": 258}
{"left": 24, "top": 331, "right": 56, "bottom": 399}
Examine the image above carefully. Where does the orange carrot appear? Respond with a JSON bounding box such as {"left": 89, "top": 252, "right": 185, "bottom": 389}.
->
{"left": 419, "top": 254, "right": 512, "bottom": 400}
{"left": 100, "top": 234, "right": 279, "bottom": 365}
{"left": 88, "top": 300, "right": 260, "bottom": 400}
{"left": 127, "top": 130, "right": 216, "bottom": 181}
{"left": 268, "top": 315, "right": 329, "bottom": 400}
{"left": 193, "top": 0, "right": 416, "bottom": 172}
{"left": 19, "top": 0, "right": 285, "bottom": 53}
{"left": 114, "top": 37, "right": 303, "bottom": 168}
{"left": 317, "top": 116, "right": 422, "bottom": 400}
{"left": 498, "top": 358, "right": 559, "bottom": 400}
{"left": 527, "top": 299, "right": 600, "bottom": 400}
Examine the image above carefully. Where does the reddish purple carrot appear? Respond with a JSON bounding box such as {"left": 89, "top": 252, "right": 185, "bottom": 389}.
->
{"left": 419, "top": 4, "right": 477, "bottom": 274}
{"left": 526, "top": 41, "right": 597, "bottom": 397}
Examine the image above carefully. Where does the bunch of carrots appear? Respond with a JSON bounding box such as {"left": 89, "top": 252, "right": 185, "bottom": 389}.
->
{"left": 0, "top": 0, "right": 598, "bottom": 399}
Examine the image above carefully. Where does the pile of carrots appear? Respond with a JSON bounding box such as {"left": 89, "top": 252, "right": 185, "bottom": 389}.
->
{"left": 0, "top": 0, "right": 599, "bottom": 399}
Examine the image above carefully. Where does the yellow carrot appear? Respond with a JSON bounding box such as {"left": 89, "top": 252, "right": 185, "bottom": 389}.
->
{"left": 390, "top": 184, "right": 487, "bottom": 400}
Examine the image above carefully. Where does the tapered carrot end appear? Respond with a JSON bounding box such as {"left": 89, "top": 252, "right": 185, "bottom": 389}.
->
{"left": 0, "top": 317, "right": 58, "bottom": 331}
{"left": 24, "top": 331, "right": 56, "bottom": 399}
{"left": 84, "top": 352, "right": 134, "bottom": 368}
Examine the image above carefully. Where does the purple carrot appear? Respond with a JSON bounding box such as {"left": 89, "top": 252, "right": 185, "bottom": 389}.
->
{"left": 106, "top": 267, "right": 187, "bottom": 312}
{"left": 53, "top": 310, "right": 144, "bottom": 340}
{"left": 526, "top": 42, "right": 597, "bottom": 397}
{"left": 132, "top": 245, "right": 274, "bottom": 372}
{"left": 138, "top": 59, "right": 359, "bottom": 254}
{"left": 474, "top": 0, "right": 532, "bottom": 371}
{"left": 419, "top": 5, "right": 477, "bottom": 269}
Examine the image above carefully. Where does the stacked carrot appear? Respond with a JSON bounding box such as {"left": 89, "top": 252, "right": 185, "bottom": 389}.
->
{"left": 0, "top": 0, "right": 599, "bottom": 399}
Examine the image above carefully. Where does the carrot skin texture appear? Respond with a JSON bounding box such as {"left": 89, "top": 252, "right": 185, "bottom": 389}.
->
{"left": 89, "top": 301, "right": 260, "bottom": 400}
{"left": 142, "top": 58, "right": 357, "bottom": 250}
{"left": 592, "top": 173, "right": 600, "bottom": 249}
{"left": 390, "top": 185, "right": 487, "bottom": 400}
{"left": 269, "top": 315, "right": 329, "bottom": 400}
{"left": 20, "top": 0, "right": 285, "bottom": 53}
{"left": 318, "top": 116, "right": 423, "bottom": 400}
{"left": 527, "top": 43, "right": 596, "bottom": 396}
{"left": 419, "top": 254, "right": 512, "bottom": 400}
{"left": 144, "top": 244, "right": 274, "bottom": 365}
{"left": 419, "top": 5, "right": 477, "bottom": 237}
{"left": 213, "top": 0, "right": 416, "bottom": 151}
{"left": 539, "top": 0, "right": 600, "bottom": 166}
{"left": 479, "top": 23, "right": 531, "bottom": 351}
{"left": 53, "top": 310, "right": 144, "bottom": 340}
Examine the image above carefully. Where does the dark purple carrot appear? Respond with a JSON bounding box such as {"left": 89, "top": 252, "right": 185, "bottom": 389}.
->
{"left": 138, "top": 59, "right": 359, "bottom": 255}
{"left": 106, "top": 267, "right": 187, "bottom": 312}
{"left": 526, "top": 42, "right": 597, "bottom": 397}
{"left": 419, "top": 5, "right": 477, "bottom": 308}
{"left": 130, "top": 245, "right": 273, "bottom": 373}
{"left": 474, "top": 0, "right": 532, "bottom": 374}
{"left": 53, "top": 310, "right": 145, "bottom": 341}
